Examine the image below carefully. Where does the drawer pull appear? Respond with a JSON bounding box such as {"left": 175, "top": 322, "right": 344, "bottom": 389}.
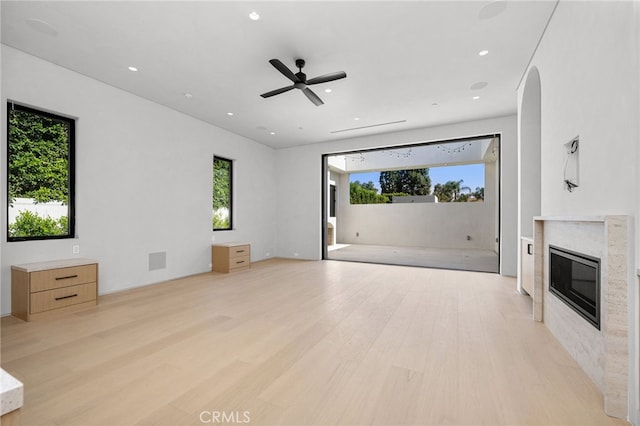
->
{"left": 235, "top": 249, "right": 245, "bottom": 253}
{"left": 236, "top": 260, "right": 245, "bottom": 264}
{"left": 55, "top": 274, "right": 78, "bottom": 281}
{"left": 55, "top": 294, "right": 78, "bottom": 301}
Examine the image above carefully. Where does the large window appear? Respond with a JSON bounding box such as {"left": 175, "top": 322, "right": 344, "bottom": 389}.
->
{"left": 212, "top": 156, "right": 232, "bottom": 231}
{"left": 7, "top": 103, "right": 75, "bottom": 241}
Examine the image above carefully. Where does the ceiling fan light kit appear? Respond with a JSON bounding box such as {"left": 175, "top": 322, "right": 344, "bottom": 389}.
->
{"left": 260, "top": 58, "right": 347, "bottom": 106}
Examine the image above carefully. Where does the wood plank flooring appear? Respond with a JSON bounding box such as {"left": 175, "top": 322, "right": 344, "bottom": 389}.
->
{"left": 1, "top": 259, "right": 627, "bottom": 425}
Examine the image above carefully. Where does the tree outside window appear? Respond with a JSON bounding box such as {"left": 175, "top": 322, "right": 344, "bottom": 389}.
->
{"left": 212, "top": 156, "right": 232, "bottom": 230}
{"left": 350, "top": 165, "right": 485, "bottom": 204}
{"left": 7, "top": 103, "right": 75, "bottom": 241}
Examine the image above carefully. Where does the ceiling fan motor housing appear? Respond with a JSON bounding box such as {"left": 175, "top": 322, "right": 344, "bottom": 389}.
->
{"left": 295, "top": 73, "right": 307, "bottom": 87}
{"left": 295, "top": 59, "right": 307, "bottom": 85}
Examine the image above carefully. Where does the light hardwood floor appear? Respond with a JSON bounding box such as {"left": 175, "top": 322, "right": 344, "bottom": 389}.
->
{"left": 1, "top": 259, "right": 627, "bottom": 426}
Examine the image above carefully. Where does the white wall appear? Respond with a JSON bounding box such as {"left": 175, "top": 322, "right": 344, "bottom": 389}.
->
{"left": 636, "top": 1, "right": 640, "bottom": 422}
{"left": 531, "top": 2, "right": 637, "bottom": 218}
{"left": 518, "top": 1, "right": 639, "bottom": 422}
{"left": 1, "top": 46, "right": 277, "bottom": 315}
{"left": 276, "top": 114, "right": 518, "bottom": 276}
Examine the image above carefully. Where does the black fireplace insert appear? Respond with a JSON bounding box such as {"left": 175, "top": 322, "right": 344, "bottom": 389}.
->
{"left": 549, "top": 245, "right": 600, "bottom": 329}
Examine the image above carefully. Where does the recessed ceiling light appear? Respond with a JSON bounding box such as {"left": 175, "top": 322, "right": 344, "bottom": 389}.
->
{"left": 479, "top": 50, "right": 489, "bottom": 56}
{"left": 325, "top": 88, "right": 332, "bottom": 93}
{"left": 249, "top": 11, "right": 260, "bottom": 20}
{"left": 270, "top": 131, "right": 276, "bottom": 135}
{"left": 470, "top": 81, "right": 488, "bottom": 90}
{"left": 478, "top": 1, "right": 507, "bottom": 20}
{"left": 473, "top": 96, "right": 480, "bottom": 100}
{"left": 128, "top": 66, "right": 138, "bottom": 72}
{"left": 354, "top": 117, "right": 360, "bottom": 121}
{"left": 25, "top": 18, "right": 58, "bottom": 37}
{"left": 184, "top": 93, "right": 193, "bottom": 99}
{"left": 227, "top": 112, "right": 234, "bottom": 116}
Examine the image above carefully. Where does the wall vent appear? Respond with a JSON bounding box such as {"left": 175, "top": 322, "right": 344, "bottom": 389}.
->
{"left": 149, "top": 252, "right": 167, "bottom": 271}
{"left": 330, "top": 120, "right": 406, "bottom": 134}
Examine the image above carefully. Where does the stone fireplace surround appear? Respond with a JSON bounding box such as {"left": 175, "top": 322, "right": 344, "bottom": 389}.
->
{"left": 533, "top": 215, "right": 630, "bottom": 419}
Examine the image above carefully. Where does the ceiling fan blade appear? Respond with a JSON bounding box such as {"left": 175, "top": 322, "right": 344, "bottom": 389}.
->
{"left": 302, "top": 87, "right": 324, "bottom": 106}
{"left": 269, "top": 59, "right": 299, "bottom": 83}
{"left": 306, "top": 71, "right": 347, "bottom": 85}
{"left": 260, "top": 85, "right": 295, "bottom": 98}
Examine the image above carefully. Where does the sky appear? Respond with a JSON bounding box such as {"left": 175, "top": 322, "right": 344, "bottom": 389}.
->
{"left": 350, "top": 163, "right": 485, "bottom": 193}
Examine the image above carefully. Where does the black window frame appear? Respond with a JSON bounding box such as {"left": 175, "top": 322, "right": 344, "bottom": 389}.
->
{"left": 212, "top": 156, "right": 233, "bottom": 231}
{"left": 7, "top": 102, "right": 76, "bottom": 242}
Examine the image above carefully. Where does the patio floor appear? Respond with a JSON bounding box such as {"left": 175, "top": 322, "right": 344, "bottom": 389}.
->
{"left": 327, "top": 243, "right": 499, "bottom": 273}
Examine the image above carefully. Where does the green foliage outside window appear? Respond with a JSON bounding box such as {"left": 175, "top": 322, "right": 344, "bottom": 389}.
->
{"left": 7, "top": 105, "right": 74, "bottom": 240}
{"left": 9, "top": 211, "right": 68, "bottom": 238}
{"left": 213, "top": 157, "right": 232, "bottom": 230}
{"left": 8, "top": 109, "right": 70, "bottom": 204}
{"left": 350, "top": 169, "right": 431, "bottom": 204}
{"left": 379, "top": 169, "right": 431, "bottom": 196}
{"left": 350, "top": 181, "right": 389, "bottom": 204}
{"left": 433, "top": 180, "right": 484, "bottom": 202}
{"left": 350, "top": 171, "right": 484, "bottom": 204}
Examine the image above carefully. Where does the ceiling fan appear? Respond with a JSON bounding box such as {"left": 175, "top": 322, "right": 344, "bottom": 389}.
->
{"left": 260, "top": 59, "right": 347, "bottom": 106}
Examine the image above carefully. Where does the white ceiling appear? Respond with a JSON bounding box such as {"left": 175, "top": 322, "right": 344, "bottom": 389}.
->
{"left": 1, "top": 1, "right": 557, "bottom": 149}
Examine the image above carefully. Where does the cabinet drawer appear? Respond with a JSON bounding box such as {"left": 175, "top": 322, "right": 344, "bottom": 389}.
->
{"left": 30, "top": 282, "right": 97, "bottom": 314}
{"left": 31, "top": 264, "right": 97, "bottom": 293}
{"left": 228, "top": 254, "right": 251, "bottom": 270}
{"left": 228, "top": 245, "right": 250, "bottom": 258}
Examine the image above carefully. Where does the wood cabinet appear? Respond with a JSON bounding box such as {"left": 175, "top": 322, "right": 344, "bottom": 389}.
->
{"left": 11, "top": 259, "right": 98, "bottom": 321}
{"left": 212, "top": 243, "right": 251, "bottom": 273}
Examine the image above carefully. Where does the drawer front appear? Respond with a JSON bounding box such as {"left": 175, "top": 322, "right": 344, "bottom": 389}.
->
{"left": 30, "top": 282, "right": 97, "bottom": 314}
{"left": 228, "top": 254, "right": 250, "bottom": 270}
{"left": 229, "top": 245, "right": 250, "bottom": 259}
{"left": 31, "top": 264, "right": 97, "bottom": 293}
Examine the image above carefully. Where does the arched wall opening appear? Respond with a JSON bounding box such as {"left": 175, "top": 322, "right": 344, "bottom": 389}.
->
{"left": 520, "top": 67, "right": 542, "bottom": 237}
{"left": 518, "top": 67, "right": 542, "bottom": 294}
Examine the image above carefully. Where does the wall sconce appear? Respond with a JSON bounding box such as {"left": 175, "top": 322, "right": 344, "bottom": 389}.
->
{"left": 564, "top": 136, "right": 579, "bottom": 192}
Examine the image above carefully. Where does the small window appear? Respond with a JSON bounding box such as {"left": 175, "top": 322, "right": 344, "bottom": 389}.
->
{"left": 7, "top": 103, "right": 75, "bottom": 241}
{"left": 212, "top": 156, "right": 232, "bottom": 231}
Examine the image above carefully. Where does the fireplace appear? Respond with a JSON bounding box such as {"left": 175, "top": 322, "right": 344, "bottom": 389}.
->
{"left": 549, "top": 245, "right": 600, "bottom": 329}
{"left": 534, "top": 216, "right": 629, "bottom": 418}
